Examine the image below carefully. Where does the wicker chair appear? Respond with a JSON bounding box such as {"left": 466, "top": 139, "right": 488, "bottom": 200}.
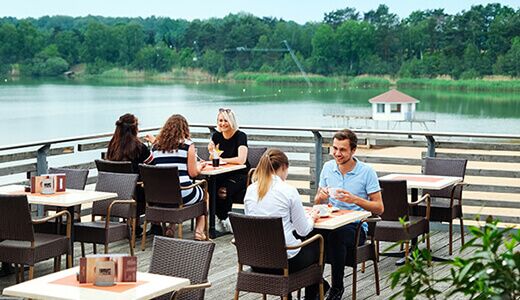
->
{"left": 74, "top": 171, "right": 138, "bottom": 256}
{"left": 139, "top": 165, "right": 208, "bottom": 251}
{"left": 374, "top": 180, "right": 431, "bottom": 262}
{"left": 0, "top": 194, "right": 71, "bottom": 282}
{"left": 95, "top": 159, "right": 134, "bottom": 173}
{"left": 229, "top": 213, "right": 325, "bottom": 300}
{"left": 341, "top": 216, "right": 381, "bottom": 300}
{"left": 149, "top": 236, "right": 215, "bottom": 300}
{"left": 417, "top": 157, "right": 468, "bottom": 255}
{"left": 246, "top": 147, "right": 268, "bottom": 186}
{"left": 45, "top": 167, "right": 89, "bottom": 221}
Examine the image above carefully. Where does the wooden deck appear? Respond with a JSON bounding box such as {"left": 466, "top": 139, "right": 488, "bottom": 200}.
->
{"left": 1, "top": 224, "right": 482, "bottom": 300}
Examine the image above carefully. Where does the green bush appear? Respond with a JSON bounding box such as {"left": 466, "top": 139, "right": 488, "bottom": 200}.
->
{"left": 390, "top": 218, "right": 520, "bottom": 300}
{"left": 348, "top": 76, "right": 390, "bottom": 88}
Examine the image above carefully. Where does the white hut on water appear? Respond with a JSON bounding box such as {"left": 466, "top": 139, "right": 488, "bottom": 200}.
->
{"left": 369, "top": 89, "right": 418, "bottom": 121}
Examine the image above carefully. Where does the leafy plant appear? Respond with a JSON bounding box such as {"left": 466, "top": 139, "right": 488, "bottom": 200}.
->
{"left": 389, "top": 218, "right": 519, "bottom": 300}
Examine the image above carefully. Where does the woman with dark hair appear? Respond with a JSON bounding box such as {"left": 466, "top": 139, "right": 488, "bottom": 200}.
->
{"left": 106, "top": 113, "right": 153, "bottom": 171}
{"left": 147, "top": 114, "right": 207, "bottom": 240}
{"left": 208, "top": 108, "right": 249, "bottom": 234}
{"left": 244, "top": 148, "right": 323, "bottom": 299}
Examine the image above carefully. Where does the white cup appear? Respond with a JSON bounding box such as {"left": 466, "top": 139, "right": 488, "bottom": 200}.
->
{"left": 327, "top": 187, "right": 339, "bottom": 199}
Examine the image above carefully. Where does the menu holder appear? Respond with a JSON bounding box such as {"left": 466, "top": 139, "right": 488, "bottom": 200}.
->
{"left": 30, "top": 174, "right": 67, "bottom": 194}
{"left": 79, "top": 254, "right": 137, "bottom": 284}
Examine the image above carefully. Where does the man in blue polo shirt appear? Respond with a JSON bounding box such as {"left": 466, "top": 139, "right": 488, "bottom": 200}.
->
{"left": 314, "top": 129, "right": 384, "bottom": 300}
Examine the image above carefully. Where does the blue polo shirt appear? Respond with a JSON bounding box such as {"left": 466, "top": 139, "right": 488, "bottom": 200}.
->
{"left": 318, "top": 157, "right": 380, "bottom": 232}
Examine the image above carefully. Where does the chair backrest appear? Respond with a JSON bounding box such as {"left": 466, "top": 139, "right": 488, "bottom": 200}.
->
{"left": 139, "top": 165, "right": 183, "bottom": 206}
{"left": 93, "top": 172, "right": 138, "bottom": 218}
{"left": 48, "top": 167, "right": 89, "bottom": 190}
{"left": 0, "top": 194, "right": 34, "bottom": 242}
{"left": 248, "top": 147, "right": 267, "bottom": 168}
{"left": 149, "top": 236, "right": 215, "bottom": 300}
{"left": 423, "top": 157, "right": 467, "bottom": 199}
{"left": 229, "top": 213, "right": 288, "bottom": 270}
{"left": 195, "top": 146, "right": 210, "bottom": 161}
{"left": 379, "top": 180, "right": 410, "bottom": 221}
{"left": 95, "top": 159, "right": 134, "bottom": 174}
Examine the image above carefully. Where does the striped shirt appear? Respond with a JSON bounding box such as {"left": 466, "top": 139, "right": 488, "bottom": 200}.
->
{"left": 149, "top": 140, "right": 203, "bottom": 205}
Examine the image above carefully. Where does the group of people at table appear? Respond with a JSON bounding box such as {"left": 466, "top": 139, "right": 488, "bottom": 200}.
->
{"left": 103, "top": 107, "right": 383, "bottom": 300}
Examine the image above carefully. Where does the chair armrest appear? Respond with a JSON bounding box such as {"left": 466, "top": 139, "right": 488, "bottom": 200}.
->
{"left": 409, "top": 194, "right": 431, "bottom": 220}
{"left": 106, "top": 200, "right": 136, "bottom": 228}
{"left": 246, "top": 168, "right": 256, "bottom": 186}
{"left": 170, "top": 282, "right": 212, "bottom": 300}
{"left": 450, "top": 182, "right": 468, "bottom": 206}
{"left": 32, "top": 210, "right": 72, "bottom": 238}
{"left": 355, "top": 216, "right": 381, "bottom": 246}
{"left": 180, "top": 179, "right": 207, "bottom": 191}
{"left": 286, "top": 234, "right": 324, "bottom": 267}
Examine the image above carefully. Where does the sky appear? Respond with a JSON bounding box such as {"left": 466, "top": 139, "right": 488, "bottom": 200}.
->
{"left": 2, "top": 0, "right": 519, "bottom": 23}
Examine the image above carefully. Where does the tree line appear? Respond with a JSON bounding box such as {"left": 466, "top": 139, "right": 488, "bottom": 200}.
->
{"left": 0, "top": 3, "right": 519, "bottom": 79}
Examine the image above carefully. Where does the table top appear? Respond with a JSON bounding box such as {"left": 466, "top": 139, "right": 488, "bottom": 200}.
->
{"left": 200, "top": 163, "right": 246, "bottom": 176}
{"left": 307, "top": 208, "right": 372, "bottom": 230}
{"left": 2, "top": 267, "right": 190, "bottom": 300}
{"left": 378, "top": 174, "right": 463, "bottom": 190}
{"left": 0, "top": 185, "right": 118, "bottom": 207}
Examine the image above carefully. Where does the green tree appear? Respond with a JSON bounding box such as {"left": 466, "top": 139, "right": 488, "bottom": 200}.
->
{"left": 310, "top": 24, "right": 337, "bottom": 75}
{"left": 323, "top": 7, "right": 360, "bottom": 28}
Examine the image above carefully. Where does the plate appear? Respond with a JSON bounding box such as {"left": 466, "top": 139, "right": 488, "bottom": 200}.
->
{"left": 313, "top": 204, "right": 332, "bottom": 217}
{"left": 330, "top": 206, "right": 340, "bottom": 212}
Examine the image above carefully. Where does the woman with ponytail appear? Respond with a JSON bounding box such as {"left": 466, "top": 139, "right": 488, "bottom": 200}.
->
{"left": 244, "top": 148, "right": 324, "bottom": 300}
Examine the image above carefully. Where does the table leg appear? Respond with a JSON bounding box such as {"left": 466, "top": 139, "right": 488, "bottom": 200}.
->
{"left": 208, "top": 176, "right": 217, "bottom": 239}
{"left": 67, "top": 206, "right": 76, "bottom": 266}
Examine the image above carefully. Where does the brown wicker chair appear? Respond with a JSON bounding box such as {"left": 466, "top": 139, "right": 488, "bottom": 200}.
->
{"left": 139, "top": 165, "right": 208, "bottom": 251}
{"left": 74, "top": 171, "right": 138, "bottom": 257}
{"left": 246, "top": 147, "right": 268, "bottom": 186}
{"left": 44, "top": 167, "right": 89, "bottom": 221}
{"left": 95, "top": 159, "right": 134, "bottom": 173}
{"left": 374, "top": 180, "right": 431, "bottom": 262}
{"left": 229, "top": 213, "right": 325, "bottom": 300}
{"left": 149, "top": 236, "right": 215, "bottom": 300}
{"left": 343, "top": 216, "right": 381, "bottom": 300}
{"left": 0, "top": 194, "right": 71, "bottom": 282}
{"left": 417, "top": 157, "right": 468, "bottom": 255}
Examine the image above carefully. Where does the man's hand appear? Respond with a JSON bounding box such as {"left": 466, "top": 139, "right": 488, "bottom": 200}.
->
{"left": 335, "top": 189, "right": 357, "bottom": 204}
{"left": 316, "top": 187, "right": 329, "bottom": 204}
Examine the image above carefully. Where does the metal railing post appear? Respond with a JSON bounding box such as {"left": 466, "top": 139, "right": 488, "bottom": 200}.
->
{"left": 312, "top": 131, "right": 323, "bottom": 193}
{"left": 426, "top": 135, "right": 436, "bottom": 157}
{"left": 36, "top": 144, "right": 50, "bottom": 175}
{"left": 36, "top": 144, "right": 50, "bottom": 216}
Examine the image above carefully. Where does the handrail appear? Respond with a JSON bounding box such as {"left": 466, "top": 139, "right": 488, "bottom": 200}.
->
{"left": 2, "top": 124, "right": 519, "bottom": 151}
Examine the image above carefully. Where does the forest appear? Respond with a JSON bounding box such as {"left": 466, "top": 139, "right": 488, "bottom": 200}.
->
{"left": 0, "top": 4, "right": 519, "bottom": 79}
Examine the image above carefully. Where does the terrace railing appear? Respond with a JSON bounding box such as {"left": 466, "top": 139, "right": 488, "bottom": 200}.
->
{"left": 1, "top": 125, "right": 519, "bottom": 226}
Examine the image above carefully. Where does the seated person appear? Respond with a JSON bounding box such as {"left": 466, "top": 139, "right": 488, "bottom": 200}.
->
{"left": 146, "top": 114, "right": 207, "bottom": 240}
{"left": 314, "top": 129, "right": 383, "bottom": 300}
{"left": 244, "top": 148, "right": 322, "bottom": 299}
{"left": 208, "top": 108, "right": 249, "bottom": 233}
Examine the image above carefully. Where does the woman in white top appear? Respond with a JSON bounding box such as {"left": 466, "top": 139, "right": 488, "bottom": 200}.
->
{"left": 244, "top": 148, "right": 322, "bottom": 300}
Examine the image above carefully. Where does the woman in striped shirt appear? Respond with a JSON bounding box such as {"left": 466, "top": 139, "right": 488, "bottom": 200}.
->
{"left": 147, "top": 114, "right": 207, "bottom": 240}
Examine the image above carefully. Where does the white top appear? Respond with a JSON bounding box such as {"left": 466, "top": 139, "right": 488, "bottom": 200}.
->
{"left": 2, "top": 267, "right": 190, "bottom": 300}
{"left": 244, "top": 175, "right": 314, "bottom": 258}
{"left": 378, "top": 174, "right": 462, "bottom": 190}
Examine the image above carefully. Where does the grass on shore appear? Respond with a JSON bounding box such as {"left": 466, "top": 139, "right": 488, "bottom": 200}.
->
{"left": 397, "top": 78, "right": 520, "bottom": 92}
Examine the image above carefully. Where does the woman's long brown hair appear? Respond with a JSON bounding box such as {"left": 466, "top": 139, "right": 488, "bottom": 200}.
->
{"left": 106, "top": 113, "right": 142, "bottom": 161}
{"left": 252, "top": 148, "right": 289, "bottom": 200}
{"left": 155, "top": 114, "right": 191, "bottom": 152}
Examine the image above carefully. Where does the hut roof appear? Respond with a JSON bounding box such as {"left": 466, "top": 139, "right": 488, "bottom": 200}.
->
{"left": 368, "top": 89, "right": 419, "bottom": 104}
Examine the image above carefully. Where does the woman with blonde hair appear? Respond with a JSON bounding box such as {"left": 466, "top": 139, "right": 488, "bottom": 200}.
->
{"left": 208, "top": 108, "right": 249, "bottom": 234}
{"left": 147, "top": 114, "right": 207, "bottom": 240}
{"left": 243, "top": 148, "right": 323, "bottom": 299}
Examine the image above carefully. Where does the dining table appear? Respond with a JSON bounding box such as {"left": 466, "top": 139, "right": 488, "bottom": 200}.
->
{"left": 0, "top": 185, "right": 118, "bottom": 263}
{"left": 306, "top": 207, "right": 372, "bottom": 230}
{"left": 2, "top": 266, "right": 190, "bottom": 300}
{"left": 200, "top": 163, "right": 246, "bottom": 238}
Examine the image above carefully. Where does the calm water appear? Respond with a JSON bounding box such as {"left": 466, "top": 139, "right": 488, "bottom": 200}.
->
{"left": 1, "top": 79, "right": 519, "bottom": 146}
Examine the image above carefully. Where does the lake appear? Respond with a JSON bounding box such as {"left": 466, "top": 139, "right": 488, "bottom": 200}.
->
{"left": 1, "top": 79, "right": 519, "bottom": 145}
